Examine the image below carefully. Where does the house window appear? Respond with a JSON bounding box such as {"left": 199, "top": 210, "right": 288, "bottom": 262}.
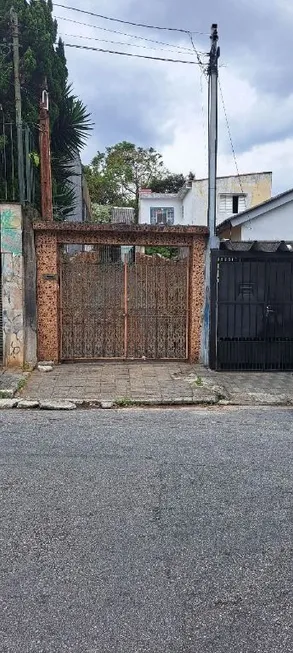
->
{"left": 219, "top": 194, "right": 247, "bottom": 216}
{"left": 150, "top": 207, "right": 175, "bottom": 225}
{"left": 232, "top": 196, "right": 239, "bottom": 214}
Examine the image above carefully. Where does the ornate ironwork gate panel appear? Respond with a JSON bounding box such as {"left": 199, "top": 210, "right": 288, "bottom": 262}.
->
{"left": 61, "top": 253, "right": 125, "bottom": 359}
{"left": 127, "top": 258, "right": 188, "bottom": 359}
{"left": 60, "top": 251, "right": 189, "bottom": 360}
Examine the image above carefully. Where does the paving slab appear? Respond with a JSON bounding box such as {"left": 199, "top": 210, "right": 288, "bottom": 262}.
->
{"left": 18, "top": 361, "right": 293, "bottom": 407}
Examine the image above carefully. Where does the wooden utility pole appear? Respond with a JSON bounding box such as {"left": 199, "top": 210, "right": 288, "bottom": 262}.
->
{"left": 39, "top": 86, "right": 53, "bottom": 220}
{"left": 10, "top": 7, "right": 25, "bottom": 204}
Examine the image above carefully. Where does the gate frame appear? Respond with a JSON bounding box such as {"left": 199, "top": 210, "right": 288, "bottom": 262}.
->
{"left": 210, "top": 248, "right": 293, "bottom": 371}
{"left": 33, "top": 222, "right": 208, "bottom": 363}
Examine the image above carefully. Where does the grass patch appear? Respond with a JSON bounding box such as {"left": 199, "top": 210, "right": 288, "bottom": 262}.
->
{"left": 115, "top": 397, "right": 135, "bottom": 407}
{"left": 194, "top": 376, "right": 203, "bottom": 387}
{"left": 17, "top": 378, "right": 27, "bottom": 392}
{"left": 0, "top": 390, "right": 13, "bottom": 398}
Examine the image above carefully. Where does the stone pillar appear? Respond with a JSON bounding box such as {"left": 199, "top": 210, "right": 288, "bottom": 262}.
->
{"left": 189, "top": 235, "right": 207, "bottom": 362}
{"left": 1, "top": 203, "right": 24, "bottom": 367}
{"left": 35, "top": 231, "right": 59, "bottom": 362}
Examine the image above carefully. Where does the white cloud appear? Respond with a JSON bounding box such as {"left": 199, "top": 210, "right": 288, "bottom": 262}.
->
{"left": 54, "top": 0, "right": 293, "bottom": 195}
{"left": 159, "top": 57, "right": 293, "bottom": 193}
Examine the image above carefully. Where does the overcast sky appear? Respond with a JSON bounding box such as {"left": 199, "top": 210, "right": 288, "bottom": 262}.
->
{"left": 53, "top": 0, "right": 293, "bottom": 193}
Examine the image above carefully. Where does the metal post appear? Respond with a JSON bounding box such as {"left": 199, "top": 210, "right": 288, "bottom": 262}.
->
{"left": 200, "top": 24, "right": 220, "bottom": 366}
{"left": 10, "top": 7, "right": 25, "bottom": 204}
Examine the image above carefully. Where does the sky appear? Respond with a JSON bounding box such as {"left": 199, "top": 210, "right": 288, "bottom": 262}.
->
{"left": 53, "top": 0, "right": 293, "bottom": 194}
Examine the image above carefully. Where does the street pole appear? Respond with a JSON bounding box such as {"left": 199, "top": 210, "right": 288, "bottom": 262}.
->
{"left": 39, "top": 85, "right": 53, "bottom": 220}
{"left": 200, "top": 24, "right": 220, "bottom": 366}
{"left": 207, "top": 23, "right": 220, "bottom": 244}
{"left": 10, "top": 7, "right": 25, "bottom": 204}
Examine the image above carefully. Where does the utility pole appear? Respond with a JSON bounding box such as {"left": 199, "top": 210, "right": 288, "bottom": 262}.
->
{"left": 39, "top": 84, "right": 53, "bottom": 220}
{"left": 207, "top": 23, "right": 220, "bottom": 243}
{"left": 200, "top": 24, "right": 220, "bottom": 366}
{"left": 10, "top": 7, "right": 25, "bottom": 204}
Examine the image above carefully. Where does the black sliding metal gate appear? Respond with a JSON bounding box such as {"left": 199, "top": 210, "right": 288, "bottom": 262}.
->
{"left": 210, "top": 251, "right": 293, "bottom": 371}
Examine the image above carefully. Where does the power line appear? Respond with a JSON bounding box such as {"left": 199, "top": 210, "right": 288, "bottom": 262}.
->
{"left": 60, "top": 32, "right": 202, "bottom": 57}
{"left": 64, "top": 42, "right": 205, "bottom": 65}
{"left": 54, "top": 4, "right": 209, "bottom": 35}
{"left": 56, "top": 15, "right": 206, "bottom": 53}
{"left": 189, "top": 33, "right": 208, "bottom": 76}
{"left": 218, "top": 76, "right": 246, "bottom": 199}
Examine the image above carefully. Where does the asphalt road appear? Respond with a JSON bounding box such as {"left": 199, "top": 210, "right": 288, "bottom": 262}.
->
{"left": 0, "top": 407, "right": 292, "bottom": 652}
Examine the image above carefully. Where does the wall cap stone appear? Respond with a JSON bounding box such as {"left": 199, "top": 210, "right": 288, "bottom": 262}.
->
{"left": 33, "top": 222, "right": 209, "bottom": 236}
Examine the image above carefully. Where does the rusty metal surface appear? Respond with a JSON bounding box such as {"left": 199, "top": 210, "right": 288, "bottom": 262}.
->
{"left": 60, "top": 252, "right": 188, "bottom": 360}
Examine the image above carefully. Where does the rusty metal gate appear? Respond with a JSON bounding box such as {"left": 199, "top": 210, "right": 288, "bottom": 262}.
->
{"left": 60, "top": 251, "right": 189, "bottom": 360}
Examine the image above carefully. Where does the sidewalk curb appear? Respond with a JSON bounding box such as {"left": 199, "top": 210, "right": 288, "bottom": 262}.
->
{"left": 2, "top": 396, "right": 293, "bottom": 409}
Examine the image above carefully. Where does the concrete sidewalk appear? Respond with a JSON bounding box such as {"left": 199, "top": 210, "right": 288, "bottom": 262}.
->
{"left": 17, "top": 361, "right": 293, "bottom": 408}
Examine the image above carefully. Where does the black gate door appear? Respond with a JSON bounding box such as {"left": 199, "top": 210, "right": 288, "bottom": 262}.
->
{"left": 211, "top": 252, "right": 293, "bottom": 371}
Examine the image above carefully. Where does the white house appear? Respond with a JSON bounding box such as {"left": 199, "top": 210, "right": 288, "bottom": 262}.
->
{"left": 139, "top": 172, "right": 272, "bottom": 227}
{"left": 217, "top": 188, "right": 293, "bottom": 241}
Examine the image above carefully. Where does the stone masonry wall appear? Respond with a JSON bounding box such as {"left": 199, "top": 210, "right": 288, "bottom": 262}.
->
{"left": 35, "top": 232, "right": 59, "bottom": 362}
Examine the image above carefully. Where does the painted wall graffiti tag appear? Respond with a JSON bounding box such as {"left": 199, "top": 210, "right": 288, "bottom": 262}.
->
{"left": 1, "top": 207, "right": 22, "bottom": 255}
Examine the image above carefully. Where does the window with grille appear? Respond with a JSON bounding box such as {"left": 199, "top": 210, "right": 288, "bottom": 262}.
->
{"left": 150, "top": 207, "right": 175, "bottom": 225}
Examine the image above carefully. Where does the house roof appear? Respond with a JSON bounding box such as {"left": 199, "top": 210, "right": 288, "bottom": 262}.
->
{"left": 139, "top": 192, "right": 180, "bottom": 200}
{"left": 217, "top": 187, "right": 293, "bottom": 234}
{"left": 196, "top": 170, "right": 272, "bottom": 183}
{"left": 219, "top": 240, "right": 293, "bottom": 253}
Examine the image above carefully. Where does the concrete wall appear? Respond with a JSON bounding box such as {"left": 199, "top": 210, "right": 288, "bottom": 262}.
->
{"left": 241, "top": 202, "right": 293, "bottom": 240}
{"left": 23, "top": 208, "right": 37, "bottom": 367}
{"left": 182, "top": 190, "right": 196, "bottom": 225}
{"left": 0, "top": 204, "right": 24, "bottom": 367}
{"left": 139, "top": 196, "right": 182, "bottom": 224}
{"left": 68, "top": 153, "right": 83, "bottom": 223}
{"left": 0, "top": 203, "right": 37, "bottom": 368}
{"left": 192, "top": 173, "right": 272, "bottom": 226}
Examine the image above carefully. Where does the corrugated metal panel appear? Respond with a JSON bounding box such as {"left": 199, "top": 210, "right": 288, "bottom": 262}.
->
{"left": 219, "top": 240, "right": 293, "bottom": 253}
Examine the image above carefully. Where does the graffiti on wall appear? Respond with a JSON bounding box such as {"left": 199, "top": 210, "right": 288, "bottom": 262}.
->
{"left": 1, "top": 207, "right": 22, "bottom": 256}
{"left": 1, "top": 204, "right": 24, "bottom": 366}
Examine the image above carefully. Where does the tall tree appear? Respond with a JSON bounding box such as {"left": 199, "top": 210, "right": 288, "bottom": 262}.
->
{"left": 84, "top": 142, "right": 166, "bottom": 220}
{"left": 150, "top": 173, "right": 186, "bottom": 194}
{"left": 0, "top": 0, "right": 91, "bottom": 216}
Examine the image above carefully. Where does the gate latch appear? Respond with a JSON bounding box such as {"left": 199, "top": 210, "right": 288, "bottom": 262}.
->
{"left": 266, "top": 305, "right": 275, "bottom": 316}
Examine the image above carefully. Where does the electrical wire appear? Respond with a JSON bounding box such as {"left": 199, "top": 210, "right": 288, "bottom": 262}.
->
{"left": 56, "top": 15, "right": 205, "bottom": 53}
{"left": 54, "top": 4, "right": 209, "bottom": 35}
{"left": 60, "top": 32, "right": 201, "bottom": 57}
{"left": 189, "top": 33, "right": 208, "bottom": 76}
{"left": 64, "top": 42, "right": 205, "bottom": 65}
{"left": 199, "top": 69, "right": 208, "bottom": 171}
{"left": 218, "top": 76, "right": 246, "bottom": 200}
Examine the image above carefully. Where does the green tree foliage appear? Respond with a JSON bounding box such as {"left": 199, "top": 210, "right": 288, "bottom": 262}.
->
{"left": 145, "top": 246, "right": 179, "bottom": 259}
{"left": 150, "top": 173, "right": 186, "bottom": 194}
{"left": 0, "top": 0, "right": 91, "bottom": 216}
{"left": 84, "top": 144, "right": 196, "bottom": 223}
{"left": 84, "top": 142, "right": 166, "bottom": 221}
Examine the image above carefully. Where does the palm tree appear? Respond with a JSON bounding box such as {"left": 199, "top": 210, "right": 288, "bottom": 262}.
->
{"left": 51, "top": 84, "right": 92, "bottom": 219}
